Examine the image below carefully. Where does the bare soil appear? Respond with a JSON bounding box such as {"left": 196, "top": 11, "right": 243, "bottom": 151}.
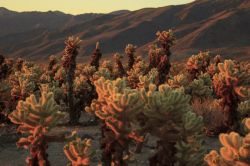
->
{"left": 0, "top": 113, "right": 220, "bottom": 166}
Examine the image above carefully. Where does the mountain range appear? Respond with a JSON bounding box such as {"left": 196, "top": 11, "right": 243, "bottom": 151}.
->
{"left": 0, "top": 0, "right": 249, "bottom": 61}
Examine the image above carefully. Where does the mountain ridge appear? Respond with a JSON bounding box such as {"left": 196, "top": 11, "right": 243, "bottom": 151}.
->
{"left": 0, "top": 0, "right": 249, "bottom": 61}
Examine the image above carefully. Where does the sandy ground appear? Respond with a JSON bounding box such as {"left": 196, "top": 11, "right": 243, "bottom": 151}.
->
{"left": 0, "top": 113, "right": 220, "bottom": 166}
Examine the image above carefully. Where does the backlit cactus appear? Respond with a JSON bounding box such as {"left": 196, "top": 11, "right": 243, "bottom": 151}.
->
{"left": 213, "top": 59, "right": 250, "bottom": 130}
{"left": 8, "top": 89, "right": 65, "bottom": 166}
{"left": 147, "top": 30, "right": 175, "bottom": 85}
{"left": 186, "top": 52, "right": 210, "bottom": 80}
{"left": 86, "top": 77, "right": 144, "bottom": 165}
{"left": 64, "top": 134, "right": 92, "bottom": 166}
{"left": 205, "top": 118, "right": 250, "bottom": 166}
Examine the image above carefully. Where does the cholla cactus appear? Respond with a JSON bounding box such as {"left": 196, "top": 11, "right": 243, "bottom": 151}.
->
{"left": 125, "top": 44, "right": 137, "bottom": 70}
{"left": 86, "top": 77, "right": 144, "bottom": 165}
{"left": 8, "top": 89, "right": 65, "bottom": 166}
{"left": 187, "top": 73, "right": 213, "bottom": 100}
{"left": 127, "top": 60, "right": 147, "bottom": 89}
{"left": 213, "top": 60, "right": 250, "bottom": 130}
{"left": 148, "top": 30, "right": 175, "bottom": 85}
{"left": 141, "top": 84, "right": 205, "bottom": 165}
{"left": 10, "top": 61, "right": 42, "bottom": 100}
{"left": 48, "top": 55, "right": 58, "bottom": 71}
{"left": 113, "top": 53, "right": 126, "bottom": 78}
{"left": 156, "top": 30, "right": 175, "bottom": 57}
{"left": 167, "top": 74, "right": 189, "bottom": 88}
{"left": 204, "top": 118, "right": 250, "bottom": 166}
{"left": 90, "top": 42, "right": 102, "bottom": 70}
{"left": 186, "top": 52, "right": 211, "bottom": 80}
{"left": 138, "top": 68, "right": 158, "bottom": 89}
{"left": 64, "top": 133, "right": 92, "bottom": 166}
{"left": 62, "top": 36, "right": 81, "bottom": 124}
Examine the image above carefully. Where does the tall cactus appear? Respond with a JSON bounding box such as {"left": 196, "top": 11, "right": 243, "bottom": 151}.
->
{"left": 113, "top": 53, "right": 126, "bottom": 78}
{"left": 90, "top": 42, "right": 102, "bottom": 70}
{"left": 64, "top": 133, "right": 92, "bottom": 166}
{"left": 213, "top": 60, "right": 250, "bottom": 130}
{"left": 148, "top": 30, "right": 175, "bottom": 85}
{"left": 8, "top": 88, "right": 65, "bottom": 166}
{"left": 62, "top": 36, "right": 81, "bottom": 124}
{"left": 125, "top": 44, "right": 137, "bottom": 70}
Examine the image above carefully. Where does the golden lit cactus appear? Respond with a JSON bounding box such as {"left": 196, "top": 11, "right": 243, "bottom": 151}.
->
{"left": 125, "top": 44, "right": 137, "bottom": 70}
{"left": 167, "top": 73, "right": 189, "bottom": 88}
{"left": 86, "top": 77, "right": 144, "bottom": 165}
{"left": 64, "top": 134, "right": 92, "bottom": 166}
{"left": 127, "top": 60, "right": 147, "bottom": 88}
{"left": 141, "top": 84, "right": 205, "bottom": 165}
{"left": 204, "top": 118, "right": 250, "bottom": 166}
{"left": 147, "top": 30, "right": 175, "bottom": 85}
{"left": 186, "top": 52, "right": 210, "bottom": 80}
{"left": 8, "top": 89, "right": 66, "bottom": 166}
{"left": 138, "top": 68, "right": 158, "bottom": 89}
{"left": 156, "top": 29, "right": 175, "bottom": 56}
{"left": 213, "top": 59, "right": 250, "bottom": 130}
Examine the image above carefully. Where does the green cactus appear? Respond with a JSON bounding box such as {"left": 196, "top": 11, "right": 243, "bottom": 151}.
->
{"left": 204, "top": 118, "right": 250, "bottom": 166}
{"left": 8, "top": 89, "right": 66, "bottom": 166}
{"left": 140, "top": 84, "right": 206, "bottom": 165}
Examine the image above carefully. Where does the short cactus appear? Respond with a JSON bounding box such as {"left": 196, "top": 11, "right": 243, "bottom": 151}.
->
{"left": 64, "top": 134, "right": 92, "bottom": 166}
{"left": 8, "top": 89, "right": 65, "bottom": 166}
{"left": 86, "top": 77, "right": 144, "bottom": 165}
{"left": 204, "top": 118, "right": 250, "bottom": 166}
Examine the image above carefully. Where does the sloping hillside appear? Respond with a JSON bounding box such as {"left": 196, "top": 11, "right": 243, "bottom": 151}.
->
{"left": 0, "top": 0, "right": 249, "bottom": 61}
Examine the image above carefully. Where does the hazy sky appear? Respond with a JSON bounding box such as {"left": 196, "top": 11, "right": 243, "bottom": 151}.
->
{"left": 1, "top": 0, "right": 194, "bottom": 15}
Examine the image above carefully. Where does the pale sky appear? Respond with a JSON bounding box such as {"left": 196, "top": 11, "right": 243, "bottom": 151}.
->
{"left": 1, "top": 0, "right": 194, "bottom": 15}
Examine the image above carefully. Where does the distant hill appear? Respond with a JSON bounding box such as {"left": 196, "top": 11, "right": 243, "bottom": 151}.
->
{"left": 0, "top": 0, "right": 249, "bottom": 61}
